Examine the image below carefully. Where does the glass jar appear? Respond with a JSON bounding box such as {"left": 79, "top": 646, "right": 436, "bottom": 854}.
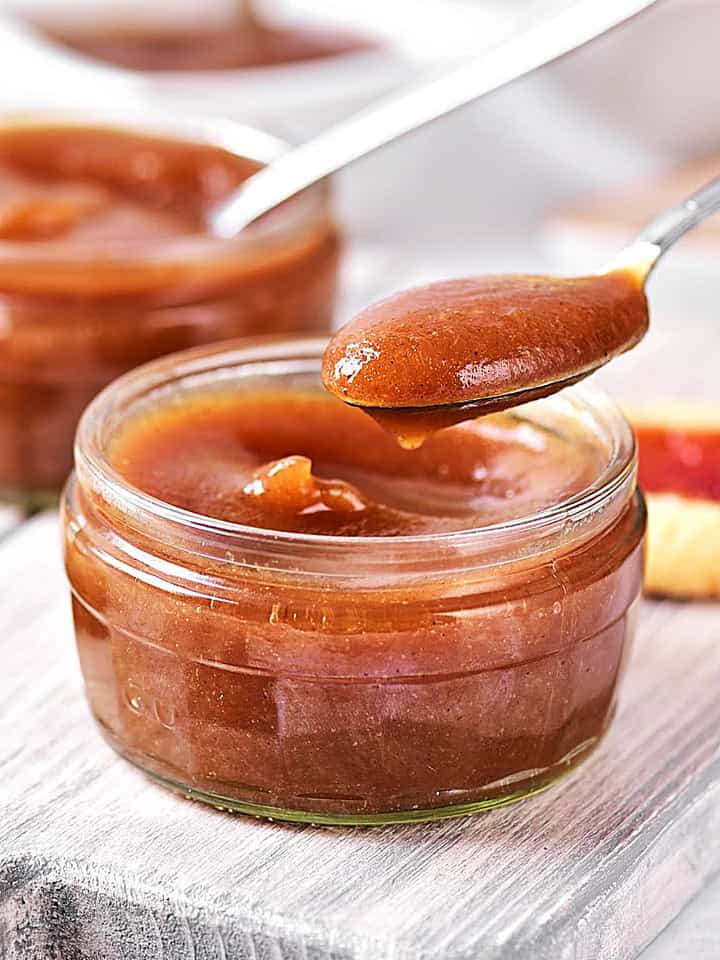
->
{"left": 63, "top": 338, "right": 645, "bottom": 825}
{"left": 0, "top": 113, "right": 339, "bottom": 504}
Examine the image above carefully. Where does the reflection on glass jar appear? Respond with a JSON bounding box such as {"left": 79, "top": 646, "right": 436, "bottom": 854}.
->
{"left": 0, "top": 116, "right": 340, "bottom": 503}
{"left": 63, "top": 338, "right": 645, "bottom": 825}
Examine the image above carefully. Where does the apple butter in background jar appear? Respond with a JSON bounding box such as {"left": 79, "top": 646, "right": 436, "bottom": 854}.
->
{"left": 0, "top": 116, "right": 340, "bottom": 505}
{"left": 63, "top": 338, "right": 645, "bottom": 825}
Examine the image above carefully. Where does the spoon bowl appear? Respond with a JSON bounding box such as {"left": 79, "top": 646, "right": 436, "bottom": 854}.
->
{"left": 322, "top": 177, "right": 720, "bottom": 445}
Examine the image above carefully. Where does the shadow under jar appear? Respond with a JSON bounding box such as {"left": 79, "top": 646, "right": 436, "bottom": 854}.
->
{"left": 0, "top": 116, "right": 340, "bottom": 505}
{"left": 63, "top": 338, "right": 645, "bottom": 825}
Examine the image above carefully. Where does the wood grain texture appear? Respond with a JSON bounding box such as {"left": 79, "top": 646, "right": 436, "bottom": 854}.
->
{"left": 1, "top": 512, "right": 719, "bottom": 960}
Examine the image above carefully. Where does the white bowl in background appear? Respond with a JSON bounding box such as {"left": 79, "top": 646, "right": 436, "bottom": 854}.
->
{"left": 0, "top": 0, "right": 522, "bottom": 131}
{"left": 0, "top": 0, "right": 532, "bottom": 239}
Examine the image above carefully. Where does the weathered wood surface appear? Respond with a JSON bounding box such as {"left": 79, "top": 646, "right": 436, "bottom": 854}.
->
{"left": 1, "top": 512, "right": 719, "bottom": 960}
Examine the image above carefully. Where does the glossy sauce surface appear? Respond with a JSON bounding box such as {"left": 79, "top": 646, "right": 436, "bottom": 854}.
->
{"left": 637, "top": 425, "right": 720, "bottom": 501}
{"left": 0, "top": 125, "right": 256, "bottom": 251}
{"left": 322, "top": 270, "right": 648, "bottom": 445}
{"left": 109, "top": 387, "right": 606, "bottom": 537}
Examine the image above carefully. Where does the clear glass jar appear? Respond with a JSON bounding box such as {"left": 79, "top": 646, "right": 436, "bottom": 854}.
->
{"left": 63, "top": 338, "right": 645, "bottom": 825}
{"left": 0, "top": 113, "right": 339, "bottom": 504}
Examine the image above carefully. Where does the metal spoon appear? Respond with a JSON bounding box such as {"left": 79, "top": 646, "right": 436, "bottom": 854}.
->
{"left": 605, "top": 177, "right": 720, "bottom": 278}
{"left": 211, "top": 0, "right": 657, "bottom": 238}
{"left": 444, "top": 172, "right": 720, "bottom": 409}
{"left": 321, "top": 176, "right": 720, "bottom": 448}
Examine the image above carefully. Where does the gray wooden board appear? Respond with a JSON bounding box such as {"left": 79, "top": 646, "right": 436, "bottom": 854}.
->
{"left": 1, "top": 512, "right": 719, "bottom": 960}
{"left": 646, "top": 875, "right": 720, "bottom": 959}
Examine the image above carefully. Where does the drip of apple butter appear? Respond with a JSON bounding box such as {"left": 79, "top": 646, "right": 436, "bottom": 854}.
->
{"left": 322, "top": 270, "right": 648, "bottom": 447}
{"left": 109, "top": 387, "right": 605, "bottom": 537}
{"left": 636, "top": 425, "right": 720, "bottom": 501}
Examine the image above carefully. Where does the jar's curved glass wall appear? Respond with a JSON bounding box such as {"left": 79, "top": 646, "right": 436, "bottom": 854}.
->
{"left": 63, "top": 339, "right": 645, "bottom": 825}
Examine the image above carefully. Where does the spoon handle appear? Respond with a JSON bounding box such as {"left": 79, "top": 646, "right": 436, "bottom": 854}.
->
{"left": 212, "top": 0, "right": 657, "bottom": 238}
{"left": 611, "top": 177, "right": 720, "bottom": 278}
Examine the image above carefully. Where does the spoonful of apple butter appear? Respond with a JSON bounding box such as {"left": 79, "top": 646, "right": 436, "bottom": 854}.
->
{"left": 322, "top": 177, "right": 720, "bottom": 448}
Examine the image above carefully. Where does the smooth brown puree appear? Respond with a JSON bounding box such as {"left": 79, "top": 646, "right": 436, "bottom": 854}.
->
{"left": 35, "top": 17, "right": 375, "bottom": 71}
{"left": 67, "top": 380, "right": 644, "bottom": 817}
{"left": 0, "top": 125, "right": 339, "bottom": 497}
{"left": 0, "top": 130, "right": 239, "bottom": 247}
{"left": 109, "top": 386, "right": 606, "bottom": 536}
{"left": 322, "top": 270, "right": 648, "bottom": 446}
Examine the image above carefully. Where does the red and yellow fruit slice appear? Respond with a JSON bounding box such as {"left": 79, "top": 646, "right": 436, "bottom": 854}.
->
{"left": 629, "top": 404, "right": 720, "bottom": 599}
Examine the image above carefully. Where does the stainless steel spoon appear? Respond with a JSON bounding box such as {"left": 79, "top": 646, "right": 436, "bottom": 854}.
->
{"left": 470, "top": 172, "right": 720, "bottom": 411}
{"left": 605, "top": 177, "right": 720, "bottom": 278}
{"left": 321, "top": 176, "right": 720, "bottom": 448}
{"left": 211, "top": 0, "right": 657, "bottom": 238}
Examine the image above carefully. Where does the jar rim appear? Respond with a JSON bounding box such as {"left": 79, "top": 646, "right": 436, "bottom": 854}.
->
{"left": 73, "top": 336, "right": 638, "bottom": 562}
{"left": 0, "top": 109, "right": 329, "bottom": 276}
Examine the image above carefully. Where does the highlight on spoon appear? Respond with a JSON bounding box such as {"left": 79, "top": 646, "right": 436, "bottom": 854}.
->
{"left": 322, "top": 269, "right": 649, "bottom": 445}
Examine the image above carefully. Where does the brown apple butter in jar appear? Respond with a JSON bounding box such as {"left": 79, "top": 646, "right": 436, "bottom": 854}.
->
{"left": 0, "top": 118, "right": 339, "bottom": 504}
{"left": 63, "top": 338, "right": 645, "bottom": 825}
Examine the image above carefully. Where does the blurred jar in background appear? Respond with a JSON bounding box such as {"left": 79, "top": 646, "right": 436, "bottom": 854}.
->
{"left": 0, "top": 114, "right": 339, "bottom": 504}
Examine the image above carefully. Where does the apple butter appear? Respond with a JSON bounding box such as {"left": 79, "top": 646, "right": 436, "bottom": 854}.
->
{"left": 0, "top": 119, "right": 339, "bottom": 502}
{"left": 322, "top": 270, "right": 648, "bottom": 446}
{"left": 63, "top": 338, "right": 645, "bottom": 824}
{"left": 31, "top": 16, "right": 375, "bottom": 72}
